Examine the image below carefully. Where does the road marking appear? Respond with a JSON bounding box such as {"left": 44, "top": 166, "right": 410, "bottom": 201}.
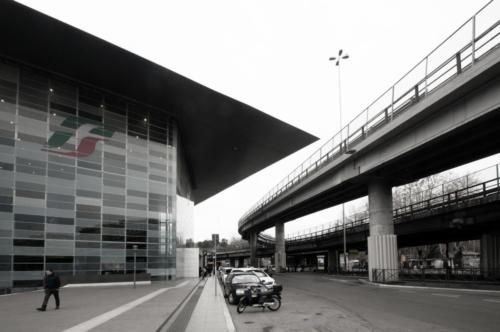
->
{"left": 62, "top": 281, "right": 189, "bottom": 332}
{"left": 64, "top": 281, "right": 151, "bottom": 288}
{"left": 360, "top": 279, "right": 500, "bottom": 294}
{"left": 431, "top": 293, "right": 460, "bottom": 298}
{"left": 323, "top": 277, "right": 350, "bottom": 284}
{"left": 483, "top": 298, "right": 500, "bottom": 303}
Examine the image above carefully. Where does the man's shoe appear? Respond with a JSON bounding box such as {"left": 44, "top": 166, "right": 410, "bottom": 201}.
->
{"left": 55, "top": 306, "right": 59, "bottom": 310}
{"left": 36, "top": 308, "right": 45, "bottom": 311}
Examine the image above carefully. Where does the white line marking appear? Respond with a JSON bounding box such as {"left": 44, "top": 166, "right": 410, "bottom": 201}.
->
{"left": 323, "top": 277, "right": 350, "bottom": 283}
{"left": 62, "top": 280, "right": 189, "bottom": 332}
{"left": 0, "top": 289, "right": 43, "bottom": 297}
{"left": 483, "top": 298, "right": 500, "bottom": 303}
{"left": 64, "top": 281, "right": 151, "bottom": 288}
{"left": 431, "top": 293, "right": 460, "bottom": 298}
{"left": 360, "top": 279, "right": 500, "bottom": 294}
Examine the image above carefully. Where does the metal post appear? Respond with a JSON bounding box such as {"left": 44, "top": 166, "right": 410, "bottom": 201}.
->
{"left": 471, "top": 15, "right": 476, "bottom": 64}
{"left": 496, "top": 164, "right": 499, "bottom": 190}
{"left": 343, "top": 203, "right": 347, "bottom": 272}
{"left": 338, "top": 63, "right": 343, "bottom": 142}
{"left": 133, "top": 244, "right": 138, "bottom": 289}
{"left": 424, "top": 57, "right": 429, "bottom": 95}
{"left": 330, "top": 50, "right": 349, "bottom": 273}
{"left": 456, "top": 52, "right": 462, "bottom": 74}
{"left": 214, "top": 245, "right": 217, "bottom": 296}
{"left": 212, "top": 233, "right": 219, "bottom": 296}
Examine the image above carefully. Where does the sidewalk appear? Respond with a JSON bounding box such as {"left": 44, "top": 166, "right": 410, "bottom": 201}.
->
{"left": 185, "top": 276, "right": 235, "bottom": 332}
{"left": 0, "top": 278, "right": 199, "bottom": 332}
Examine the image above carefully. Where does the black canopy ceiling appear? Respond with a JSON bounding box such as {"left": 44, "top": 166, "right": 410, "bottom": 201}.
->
{"left": 0, "top": 1, "right": 317, "bottom": 204}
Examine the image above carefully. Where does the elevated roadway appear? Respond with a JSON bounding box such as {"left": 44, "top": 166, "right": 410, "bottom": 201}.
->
{"left": 237, "top": 4, "right": 500, "bottom": 279}
{"left": 222, "top": 165, "right": 500, "bottom": 274}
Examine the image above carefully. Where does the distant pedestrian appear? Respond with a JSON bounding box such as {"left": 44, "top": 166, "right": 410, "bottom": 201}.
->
{"left": 202, "top": 267, "right": 207, "bottom": 280}
{"left": 36, "top": 270, "right": 61, "bottom": 311}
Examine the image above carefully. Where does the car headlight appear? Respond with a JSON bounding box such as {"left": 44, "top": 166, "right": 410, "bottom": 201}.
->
{"left": 235, "top": 289, "right": 245, "bottom": 295}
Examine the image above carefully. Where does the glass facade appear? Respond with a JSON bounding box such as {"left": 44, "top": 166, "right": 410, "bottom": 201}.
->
{"left": 0, "top": 61, "right": 187, "bottom": 291}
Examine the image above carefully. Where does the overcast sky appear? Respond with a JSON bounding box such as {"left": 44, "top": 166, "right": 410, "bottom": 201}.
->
{"left": 18, "top": 0, "right": 499, "bottom": 241}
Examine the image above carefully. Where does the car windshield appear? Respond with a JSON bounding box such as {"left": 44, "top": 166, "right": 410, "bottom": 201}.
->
{"left": 252, "top": 271, "right": 266, "bottom": 277}
{"left": 232, "top": 274, "right": 260, "bottom": 284}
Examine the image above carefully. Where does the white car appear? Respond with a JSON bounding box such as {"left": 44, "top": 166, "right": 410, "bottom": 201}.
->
{"left": 248, "top": 269, "right": 275, "bottom": 286}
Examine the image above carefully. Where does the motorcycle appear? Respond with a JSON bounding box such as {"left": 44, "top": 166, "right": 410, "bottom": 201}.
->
{"left": 236, "top": 283, "right": 282, "bottom": 313}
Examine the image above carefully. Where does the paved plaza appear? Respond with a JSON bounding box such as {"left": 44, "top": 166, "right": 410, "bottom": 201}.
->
{"left": 2, "top": 273, "right": 500, "bottom": 331}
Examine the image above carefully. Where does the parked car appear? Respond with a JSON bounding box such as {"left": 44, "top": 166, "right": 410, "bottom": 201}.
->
{"left": 247, "top": 269, "right": 275, "bottom": 286}
{"left": 223, "top": 268, "right": 247, "bottom": 294}
{"left": 224, "top": 272, "right": 262, "bottom": 305}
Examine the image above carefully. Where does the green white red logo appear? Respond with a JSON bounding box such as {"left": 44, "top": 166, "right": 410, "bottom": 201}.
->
{"left": 43, "top": 116, "right": 114, "bottom": 157}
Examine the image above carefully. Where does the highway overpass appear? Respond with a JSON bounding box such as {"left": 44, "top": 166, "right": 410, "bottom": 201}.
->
{"left": 238, "top": 4, "right": 500, "bottom": 279}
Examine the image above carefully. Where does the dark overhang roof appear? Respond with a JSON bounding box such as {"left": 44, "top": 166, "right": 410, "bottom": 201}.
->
{"left": 0, "top": 1, "right": 317, "bottom": 204}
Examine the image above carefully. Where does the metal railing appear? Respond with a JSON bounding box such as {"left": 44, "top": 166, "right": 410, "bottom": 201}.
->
{"left": 258, "top": 163, "right": 500, "bottom": 245}
{"left": 372, "top": 268, "right": 500, "bottom": 283}
{"left": 240, "top": 0, "right": 500, "bottom": 229}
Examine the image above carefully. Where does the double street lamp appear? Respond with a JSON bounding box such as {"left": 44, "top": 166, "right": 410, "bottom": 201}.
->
{"left": 329, "top": 49, "right": 349, "bottom": 272}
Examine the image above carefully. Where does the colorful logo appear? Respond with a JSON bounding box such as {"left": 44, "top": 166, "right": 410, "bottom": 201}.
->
{"left": 43, "top": 116, "right": 114, "bottom": 157}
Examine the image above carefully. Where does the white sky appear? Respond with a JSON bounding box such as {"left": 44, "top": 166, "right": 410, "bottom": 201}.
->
{"left": 17, "top": 0, "right": 499, "bottom": 241}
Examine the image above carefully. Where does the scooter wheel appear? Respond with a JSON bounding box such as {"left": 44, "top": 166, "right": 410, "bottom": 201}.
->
{"left": 236, "top": 300, "right": 246, "bottom": 314}
{"left": 267, "top": 295, "right": 281, "bottom": 311}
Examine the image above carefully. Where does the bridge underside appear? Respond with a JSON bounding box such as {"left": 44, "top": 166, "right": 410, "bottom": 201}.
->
{"left": 221, "top": 197, "right": 500, "bottom": 260}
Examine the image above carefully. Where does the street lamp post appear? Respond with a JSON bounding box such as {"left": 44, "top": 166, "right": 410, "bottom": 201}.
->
{"left": 132, "top": 244, "right": 138, "bottom": 288}
{"left": 212, "top": 234, "right": 219, "bottom": 296}
{"left": 329, "top": 49, "right": 349, "bottom": 273}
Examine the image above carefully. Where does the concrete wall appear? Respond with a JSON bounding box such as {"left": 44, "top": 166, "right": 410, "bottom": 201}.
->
{"left": 176, "top": 248, "right": 200, "bottom": 278}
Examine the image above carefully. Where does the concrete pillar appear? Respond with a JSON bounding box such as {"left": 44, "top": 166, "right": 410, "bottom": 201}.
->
{"left": 229, "top": 258, "right": 236, "bottom": 267}
{"left": 367, "top": 179, "right": 398, "bottom": 281}
{"left": 275, "top": 222, "right": 287, "bottom": 272}
{"left": 249, "top": 232, "right": 257, "bottom": 267}
{"left": 480, "top": 232, "right": 500, "bottom": 277}
{"left": 327, "top": 248, "right": 339, "bottom": 274}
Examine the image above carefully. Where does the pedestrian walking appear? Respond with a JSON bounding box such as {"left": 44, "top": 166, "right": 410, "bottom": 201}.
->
{"left": 202, "top": 267, "right": 207, "bottom": 280}
{"left": 36, "top": 270, "right": 61, "bottom": 311}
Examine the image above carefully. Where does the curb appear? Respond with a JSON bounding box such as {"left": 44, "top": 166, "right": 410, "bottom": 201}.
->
{"left": 63, "top": 281, "right": 151, "bottom": 288}
{"left": 156, "top": 278, "right": 204, "bottom": 332}
{"left": 217, "top": 277, "right": 236, "bottom": 332}
{"left": 358, "top": 278, "right": 500, "bottom": 294}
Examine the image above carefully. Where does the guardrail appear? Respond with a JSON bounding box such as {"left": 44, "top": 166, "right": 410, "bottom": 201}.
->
{"left": 372, "top": 268, "right": 500, "bottom": 283}
{"left": 239, "top": 0, "right": 500, "bottom": 229}
{"left": 258, "top": 163, "right": 500, "bottom": 245}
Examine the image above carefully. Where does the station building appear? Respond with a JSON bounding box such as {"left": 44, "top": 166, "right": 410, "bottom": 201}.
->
{"left": 0, "top": 1, "right": 316, "bottom": 292}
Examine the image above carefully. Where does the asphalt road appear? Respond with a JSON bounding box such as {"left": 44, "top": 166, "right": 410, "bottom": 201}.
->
{"left": 228, "top": 272, "right": 500, "bottom": 332}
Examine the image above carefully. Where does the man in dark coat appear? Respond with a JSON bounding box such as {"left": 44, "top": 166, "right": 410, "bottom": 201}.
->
{"left": 36, "top": 270, "right": 61, "bottom": 311}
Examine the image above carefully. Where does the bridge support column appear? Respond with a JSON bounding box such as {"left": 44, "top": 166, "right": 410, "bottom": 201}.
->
{"left": 327, "top": 248, "right": 339, "bottom": 274}
{"left": 275, "top": 222, "right": 287, "bottom": 272}
{"left": 480, "top": 232, "right": 500, "bottom": 277}
{"left": 249, "top": 232, "right": 258, "bottom": 267}
{"left": 237, "top": 257, "right": 244, "bottom": 268}
{"left": 367, "top": 179, "right": 398, "bottom": 282}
